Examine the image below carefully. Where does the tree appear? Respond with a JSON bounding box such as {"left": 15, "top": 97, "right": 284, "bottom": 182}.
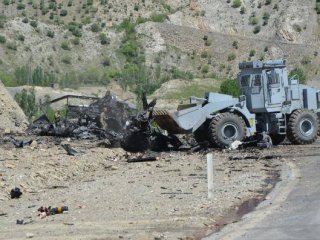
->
{"left": 220, "top": 79, "right": 241, "bottom": 97}
{"left": 289, "top": 68, "right": 306, "bottom": 84}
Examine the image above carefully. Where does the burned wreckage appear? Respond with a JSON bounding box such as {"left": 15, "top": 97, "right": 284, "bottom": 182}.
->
{"left": 28, "top": 92, "right": 183, "bottom": 152}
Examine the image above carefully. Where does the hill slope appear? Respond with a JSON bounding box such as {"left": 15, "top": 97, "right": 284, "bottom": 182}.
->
{"left": 0, "top": 0, "right": 319, "bottom": 90}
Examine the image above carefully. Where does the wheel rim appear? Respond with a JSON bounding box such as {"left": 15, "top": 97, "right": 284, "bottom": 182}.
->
{"left": 299, "top": 118, "right": 314, "bottom": 137}
{"left": 221, "top": 123, "right": 238, "bottom": 140}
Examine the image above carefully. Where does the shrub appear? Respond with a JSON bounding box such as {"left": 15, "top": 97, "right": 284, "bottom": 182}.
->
{"left": 17, "top": 34, "right": 25, "bottom": 42}
{"left": 22, "top": 17, "right": 28, "bottom": 23}
{"left": 316, "top": 2, "right": 320, "bottom": 14}
{"left": 17, "top": 3, "right": 26, "bottom": 10}
{"left": 150, "top": 14, "right": 167, "bottom": 23}
{"left": 265, "top": 0, "right": 272, "bottom": 5}
{"left": 249, "top": 49, "right": 256, "bottom": 57}
{"left": 99, "top": 33, "right": 110, "bottom": 45}
{"left": 201, "top": 65, "right": 209, "bottom": 74}
{"left": 301, "top": 55, "right": 311, "bottom": 65}
{"left": 201, "top": 51, "right": 208, "bottom": 58}
{"left": 205, "top": 39, "right": 212, "bottom": 46}
{"left": 71, "top": 37, "right": 80, "bottom": 45}
{"left": 101, "top": 56, "right": 110, "bottom": 66}
{"left": 227, "top": 53, "right": 236, "bottom": 61}
{"left": 61, "top": 55, "right": 71, "bottom": 64}
{"left": 240, "top": 6, "right": 246, "bottom": 14}
{"left": 3, "top": 0, "right": 10, "bottom": 5}
{"left": 253, "top": 25, "right": 261, "bottom": 34}
{"left": 90, "top": 23, "right": 101, "bottom": 32}
{"left": 61, "top": 41, "right": 71, "bottom": 50}
{"left": 30, "top": 20, "right": 37, "bottom": 28}
{"left": 47, "top": 30, "right": 54, "bottom": 38}
{"left": 220, "top": 79, "right": 240, "bottom": 97}
{"left": 6, "top": 42, "right": 17, "bottom": 50}
{"left": 0, "top": 35, "right": 6, "bottom": 44}
{"left": 249, "top": 16, "right": 259, "bottom": 25}
{"left": 60, "top": 9, "right": 68, "bottom": 16}
{"left": 232, "top": 0, "right": 241, "bottom": 8}
{"left": 289, "top": 68, "right": 306, "bottom": 84}
{"left": 232, "top": 40, "right": 239, "bottom": 49}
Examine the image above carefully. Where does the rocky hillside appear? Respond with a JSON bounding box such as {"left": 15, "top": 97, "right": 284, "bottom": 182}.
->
{"left": 0, "top": 0, "right": 319, "bottom": 90}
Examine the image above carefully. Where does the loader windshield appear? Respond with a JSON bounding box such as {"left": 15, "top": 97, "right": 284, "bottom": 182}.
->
{"left": 240, "top": 75, "right": 251, "bottom": 87}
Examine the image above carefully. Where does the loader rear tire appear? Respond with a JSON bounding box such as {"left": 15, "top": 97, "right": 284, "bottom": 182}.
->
{"left": 287, "top": 109, "right": 319, "bottom": 145}
{"left": 209, "top": 112, "right": 246, "bottom": 148}
{"left": 270, "top": 134, "right": 286, "bottom": 145}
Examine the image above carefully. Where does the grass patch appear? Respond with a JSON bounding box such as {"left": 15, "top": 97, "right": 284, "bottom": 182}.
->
{"left": 160, "top": 83, "right": 220, "bottom": 100}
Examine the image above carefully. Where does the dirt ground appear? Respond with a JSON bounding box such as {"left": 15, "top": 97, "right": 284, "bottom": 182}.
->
{"left": 0, "top": 135, "right": 299, "bottom": 240}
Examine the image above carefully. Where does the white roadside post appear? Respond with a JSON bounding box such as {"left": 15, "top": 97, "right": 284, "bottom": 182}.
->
{"left": 207, "top": 153, "right": 214, "bottom": 199}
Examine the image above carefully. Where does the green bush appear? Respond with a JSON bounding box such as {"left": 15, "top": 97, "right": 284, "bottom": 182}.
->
{"left": 227, "top": 52, "right": 236, "bottom": 61}
{"left": 316, "top": 3, "right": 320, "bottom": 14}
{"left": 201, "top": 65, "right": 209, "bottom": 74}
{"left": 71, "top": 37, "right": 80, "bottom": 45}
{"left": 301, "top": 55, "right": 311, "bottom": 65}
{"left": 265, "top": 0, "right": 272, "bottom": 5}
{"left": 240, "top": 6, "right": 246, "bottom": 14}
{"left": 3, "top": 0, "right": 10, "bottom": 5}
{"left": 90, "top": 23, "right": 101, "bottom": 32}
{"left": 201, "top": 51, "right": 208, "bottom": 58}
{"left": 220, "top": 79, "right": 240, "bottom": 97}
{"left": 6, "top": 42, "right": 17, "bottom": 50}
{"left": 253, "top": 25, "right": 261, "bottom": 34}
{"left": 17, "top": 34, "right": 25, "bottom": 42}
{"left": 61, "top": 55, "right": 71, "bottom": 64}
{"left": 232, "top": 0, "right": 241, "bottom": 8}
{"left": 101, "top": 56, "right": 110, "bottom": 66}
{"left": 60, "top": 9, "right": 68, "bottom": 16}
{"left": 150, "top": 14, "right": 167, "bottom": 22}
{"left": 289, "top": 68, "right": 306, "bottom": 84}
{"left": 249, "top": 16, "right": 259, "bottom": 25}
{"left": 232, "top": 40, "right": 239, "bottom": 49}
{"left": 99, "top": 33, "right": 110, "bottom": 45}
{"left": 249, "top": 49, "right": 256, "bottom": 57}
{"left": 22, "top": 17, "right": 28, "bottom": 23}
{"left": 17, "top": 3, "right": 26, "bottom": 10}
{"left": 15, "top": 88, "right": 39, "bottom": 120}
{"left": 0, "top": 35, "right": 6, "bottom": 44}
{"left": 61, "top": 41, "right": 71, "bottom": 50}
{"left": 30, "top": 20, "right": 38, "bottom": 28}
{"left": 47, "top": 30, "right": 54, "bottom": 38}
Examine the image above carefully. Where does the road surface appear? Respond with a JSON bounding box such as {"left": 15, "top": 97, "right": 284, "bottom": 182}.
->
{"left": 206, "top": 140, "right": 320, "bottom": 240}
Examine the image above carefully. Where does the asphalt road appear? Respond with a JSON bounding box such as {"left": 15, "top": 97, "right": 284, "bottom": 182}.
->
{"left": 206, "top": 141, "right": 320, "bottom": 240}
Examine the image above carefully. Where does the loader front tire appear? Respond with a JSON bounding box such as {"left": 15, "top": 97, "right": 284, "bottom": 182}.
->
{"left": 209, "top": 113, "right": 246, "bottom": 148}
{"left": 287, "top": 109, "right": 319, "bottom": 145}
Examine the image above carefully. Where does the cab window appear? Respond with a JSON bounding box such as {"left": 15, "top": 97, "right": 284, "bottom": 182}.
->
{"left": 266, "top": 70, "right": 278, "bottom": 85}
{"left": 252, "top": 75, "right": 262, "bottom": 87}
{"left": 240, "top": 75, "right": 251, "bottom": 87}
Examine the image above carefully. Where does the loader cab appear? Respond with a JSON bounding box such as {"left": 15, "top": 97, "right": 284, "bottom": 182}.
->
{"left": 238, "top": 60, "right": 289, "bottom": 113}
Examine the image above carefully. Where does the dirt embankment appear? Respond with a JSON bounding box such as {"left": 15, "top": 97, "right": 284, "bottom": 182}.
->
{"left": 0, "top": 81, "right": 28, "bottom": 134}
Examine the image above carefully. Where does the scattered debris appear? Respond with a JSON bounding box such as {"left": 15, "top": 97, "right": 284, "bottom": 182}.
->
{"left": 10, "top": 187, "right": 22, "bottom": 199}
{"left": 61, "top": 143, "right": 85, "bottom": 156}
{"left": 38, "top": 206, "right": 68, "bottom": 218}
{"left": 229, "top": 140, "right": 243, "bottom": 150}
{"left": 127, "top": 152, "right": 158, "bottom": 163}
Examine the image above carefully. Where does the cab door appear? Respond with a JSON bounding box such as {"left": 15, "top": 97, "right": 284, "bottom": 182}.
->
{"left": 265, "top": 69, "right": 286, "bottom": 107}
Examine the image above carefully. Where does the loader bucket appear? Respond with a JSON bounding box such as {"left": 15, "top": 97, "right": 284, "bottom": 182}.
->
{"left": 153, "top": 110, "right": 188, "bottom": 134}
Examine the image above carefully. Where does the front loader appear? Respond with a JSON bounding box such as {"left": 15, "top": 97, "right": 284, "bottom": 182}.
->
{"left": 154, "top": 59, "right": 320, "bottom": 148}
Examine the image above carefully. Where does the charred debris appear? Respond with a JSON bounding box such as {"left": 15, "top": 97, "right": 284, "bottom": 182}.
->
{"left": 27, "top": 92, "right": 185, "bottom": 153}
